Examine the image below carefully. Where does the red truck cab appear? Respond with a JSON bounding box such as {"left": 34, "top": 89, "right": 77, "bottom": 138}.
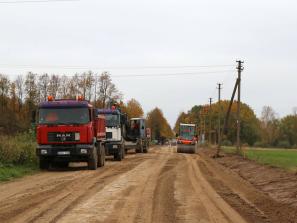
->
{"left": 36, "top": 97, "right": 106, "bottom": 170}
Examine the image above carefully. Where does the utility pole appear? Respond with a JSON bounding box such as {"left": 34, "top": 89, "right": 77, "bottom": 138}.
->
{"left": 94, "top": 73, "right": 97, "bottom": 106}
{"left": 236, "top": 60, "right": 244, "bottom": 154}
{"left": 209, "top": 98, "right": 212, "bottom": 145}
{"left": 216, "top": 83, "right": 222, "bottom": 156}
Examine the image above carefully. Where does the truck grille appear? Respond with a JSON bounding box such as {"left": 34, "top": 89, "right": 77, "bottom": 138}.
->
{"left": 106, "top": 132, "right": 112, "bottom": 139}
{"left": 48, "top": 132, "right": 76, "bottom": 142}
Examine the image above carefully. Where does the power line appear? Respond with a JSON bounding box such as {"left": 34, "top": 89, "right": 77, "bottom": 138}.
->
{"left": 7, "top": 70, "right": 234, "bottom": 79}
{"left": 0, "top": 64, "right": 234, "bottom": 70}
{"left": 0, "top": 0, "right": 79, "bottom": 3}
{"left": 111, "top": 70, "right": 234, "bottom": 78}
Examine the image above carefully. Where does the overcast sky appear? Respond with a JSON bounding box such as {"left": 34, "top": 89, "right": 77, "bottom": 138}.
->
{"left": 0, "top": 0, "right": 296, "bottom": 126}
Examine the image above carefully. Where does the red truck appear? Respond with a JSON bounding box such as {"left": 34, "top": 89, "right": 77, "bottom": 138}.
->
{"left": 36, "top": 96, "right": 106, "bottom": 170}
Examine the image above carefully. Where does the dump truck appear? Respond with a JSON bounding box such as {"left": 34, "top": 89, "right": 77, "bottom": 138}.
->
{"left": 176, "top": 123, "right": 198, "bottom": 153}
{"left": 125, "top": 118, "right": 150, "bottom": 153}
{"left": 35, "top": 96, "right": 106, "bottom": 170}
{"left": 97, "top": 107, "right": 127, "bottom": 161}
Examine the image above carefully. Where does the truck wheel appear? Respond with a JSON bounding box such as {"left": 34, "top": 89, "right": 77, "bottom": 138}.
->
{"left": 39, "top": 158, "right": 50, "bottom": 170}
{"left": 97, "top": 144, "right": 105, "bottom": 167}
{"left": 122, "top": 144, "right": 125, "bottom": 159}
{"left": 143, "top": 141, "right": 149, "bottom": 153}
{"left": 114, "top": 147, "right": 123, "bottom": 161}
{"left": 140, "top": 142, "right": 144, "bottom": 153}
{"left": 88, "top": 146, "right": 98, "bottom": 170}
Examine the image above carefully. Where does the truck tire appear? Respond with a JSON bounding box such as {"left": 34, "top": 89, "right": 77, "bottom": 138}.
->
{"left": 114, "top": 147, "right": 123, "bottom": 161}
{"left": 88, "top": 146, "right": 98, "bottom": 170}
{"left": 122, "top": 143, "right": 125, "bottom": 159}
{"left": 39, "top": 157, "right": 50, "bottom": 170}
{"left": 143, "top": 140, "right": 149, "bottom": 153}
{"left": 97, "top": 144, "right": 105, "bottom": 167}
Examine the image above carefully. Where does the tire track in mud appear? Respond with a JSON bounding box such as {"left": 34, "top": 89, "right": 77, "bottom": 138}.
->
{"left": 57, "top": 153, "right": 171, "bottom": 223}
{"left": 0, "top": 156, "right": 148, "bottom": 223}
{"left": 177, "top": 154, "right": 247, "bottom": 223}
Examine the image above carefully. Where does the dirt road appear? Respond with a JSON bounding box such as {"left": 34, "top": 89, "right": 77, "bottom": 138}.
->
{"left": 0, "top": 146, "right": 294, "bottom": 223}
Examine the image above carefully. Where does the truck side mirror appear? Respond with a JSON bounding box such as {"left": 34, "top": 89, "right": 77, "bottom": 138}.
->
{"left": 31, "top": 110, "right": 36, "bottom": 124}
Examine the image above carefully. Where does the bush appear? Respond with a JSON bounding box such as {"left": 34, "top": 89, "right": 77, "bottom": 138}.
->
{"left": 222, "top": 140, "right": 232, "bottom": 146}
{"left": 254, "top": 141, "right": 269, "bottom": 148}
{"left": 277, "top": 140, "right": 291, "bottom": 149}
{"left": 0, "top": 133, "right": 37, "bottom": 165}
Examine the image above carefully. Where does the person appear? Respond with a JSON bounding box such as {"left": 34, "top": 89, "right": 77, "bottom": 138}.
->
{"left": 133, "top": 120, "right": 139, "bottom": 135}
{"left": 45, "top": 112, "right": 58, "bottom": 122}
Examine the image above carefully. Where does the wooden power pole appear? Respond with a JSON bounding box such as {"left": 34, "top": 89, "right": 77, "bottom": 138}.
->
{"left": 236, "top": 60, "right": 244, "bottom": 154}
{"left": 216, "top": 83, "right": 222, "bottom": 156}
{"left": 209, "top": 97, "right": 212, "bottom": 145}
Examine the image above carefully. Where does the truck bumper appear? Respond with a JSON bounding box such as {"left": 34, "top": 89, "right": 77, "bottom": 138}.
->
{"left": 105, "top": 141, "right": 122, "bottom": 155}
{"left": 36, "top": 144, "right": 94, "bottom": 162}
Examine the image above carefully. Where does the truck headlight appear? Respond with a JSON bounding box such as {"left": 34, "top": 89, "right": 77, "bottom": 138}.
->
{"left": 75, "top": 132, "right": 80, "bottom": 141}
{"left": 41, "top": 149, "right": 48, "bottom": 155}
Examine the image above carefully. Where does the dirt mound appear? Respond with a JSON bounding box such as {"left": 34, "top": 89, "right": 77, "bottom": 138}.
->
{"left": 199, "top": 149, "right": 297, "bottom": 223}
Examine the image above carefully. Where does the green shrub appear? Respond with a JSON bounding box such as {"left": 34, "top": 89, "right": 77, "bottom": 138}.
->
{"left": 254, "top": 141, "right": 269, "bottom": 148}
{"left": 277, "top": 140, "right": 291, "bottom": 149}
{"left": 222, "top": 140, "right": 232, "bottom": 146}
{"left": 0, "top": 133, "right": 37, "bottom": 165}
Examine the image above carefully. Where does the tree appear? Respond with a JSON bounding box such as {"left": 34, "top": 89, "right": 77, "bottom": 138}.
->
{"left": 97, "top": 72, "right": 122, "bottom": 108}
{"left": 48, "top": 75, "right": 61, "bottom": 99}
{"left": 174, "top": 112, "right": 189, "bottom": 133}
{"left": 15, "top": 75, "right": 25, "bottom": 111}
{"left": 174, "top": 101, "right": 260, "bottom": 145}
{"left": 124, "top": 99, "right": 144, "bottom": 119}
{"left": 0, "top": 74, "right": 10, "bottom": 112}
{"left": 38, "top": 73, "right": 50, "bottom": 102}
{"left": 24, "top": 72, "right": 38, "bottom": 115}
{"left": 279, "top": 115, "right": 297, "bottom": 147}
{"left": 79, "top": 71, "right": 94, "bottom": 100}
{"left": 260, "top": 106, "right": 280, "bottom": 146}
{"left": 147, "top": 107, "right": 173, "bottom": 141}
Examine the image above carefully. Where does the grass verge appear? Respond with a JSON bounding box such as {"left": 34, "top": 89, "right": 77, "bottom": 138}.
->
{"left": 0, "top": 164, "right": 38, "bottom": 182}
{"left": 223, "top": 146, "right": 297, "bottom": 172}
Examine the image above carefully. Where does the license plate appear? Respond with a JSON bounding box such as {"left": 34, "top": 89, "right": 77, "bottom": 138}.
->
{"left": 57, "top": 151, "right": 70, "bottom": 155}
{"left": 113, "top": 145, "right": 118, "bottom": 149}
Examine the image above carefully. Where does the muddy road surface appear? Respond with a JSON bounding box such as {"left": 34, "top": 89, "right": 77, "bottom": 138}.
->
{"left": 0, "top": 146, "right": 294, "bottom": 223}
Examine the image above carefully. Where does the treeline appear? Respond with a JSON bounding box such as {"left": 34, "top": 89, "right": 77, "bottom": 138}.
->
{"left": 174, "top": 101, "right": 297, "bottom": 148}
{"left": 0, "top": 71, "right": 122, "bottom": 134}
{"left": 0, "top": 72, "right": 174, "bottom": 141}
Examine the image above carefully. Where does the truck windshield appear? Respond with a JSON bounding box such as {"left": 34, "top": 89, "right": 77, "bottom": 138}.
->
{"left": 105, "top": 114, "right": 120, "bottom": 127}
{"left": 39, "top": 108, "right": 90, "bottom": 124}
{"left": 179, "top": 125, "right": 195, "bottom": 140}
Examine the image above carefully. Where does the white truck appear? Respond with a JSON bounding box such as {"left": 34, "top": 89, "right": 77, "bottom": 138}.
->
{"left": 97, "top": 108, "right": 126, "bottom": 161}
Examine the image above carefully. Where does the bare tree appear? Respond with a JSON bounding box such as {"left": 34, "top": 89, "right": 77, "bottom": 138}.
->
{"left": 48, "top": 74, "right": 61, "bottom": 99}
{"left": 25, "top": 72, "right": 38, "bottom": 112}
{"left": 78, "top": 71, "right": 94, "bottom": 100}
{"left": 0, "top": 74, "right": 10, "bottom": 111}
{"left": 38, "top": 73, "right": 50, "bottom": 102}
{"left": 15, "top": 75, "right": 25, "bottom": 107}
{"left": 97, "top": 71, "right": 122, "bottom": 108}
{"left": 293, "top": 107, "right": 297, "bottom": 116}
{"left": 59, "top": 75, "right": 69, "bottom": 98}
{"left": 260, "top": 106, "right": 279, "bottom": 146}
